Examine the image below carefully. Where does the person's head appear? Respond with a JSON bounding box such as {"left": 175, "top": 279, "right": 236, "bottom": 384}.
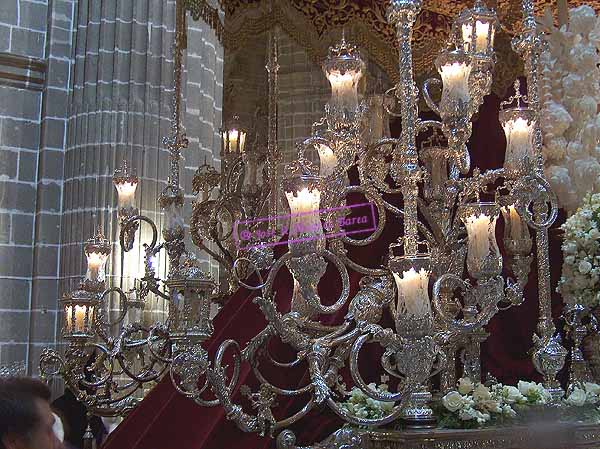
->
{"left": 0, "top": 377, "right": 62, "bottom": 449}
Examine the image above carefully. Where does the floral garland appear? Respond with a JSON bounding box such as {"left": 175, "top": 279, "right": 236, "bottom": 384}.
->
{"left": 438, "top": 378, "right": 600, "bottom": 428}
{"left": 339, "top": 382, "right": 395, "bottom": 421}
{"left": 539, "top": 5, "right": 600, "bottom": 212}
{"left": 558, "top": 192, "right": 600, "bottom": 308}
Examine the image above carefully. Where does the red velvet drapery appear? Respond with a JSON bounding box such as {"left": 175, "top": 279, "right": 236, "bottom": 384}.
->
{"left": 102, "top": 91, "right": 567, "bottom": 449}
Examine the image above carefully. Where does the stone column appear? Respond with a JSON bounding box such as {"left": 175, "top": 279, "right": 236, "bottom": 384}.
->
{"left": 59, "top": 0, "right": 178, "bottom": 330}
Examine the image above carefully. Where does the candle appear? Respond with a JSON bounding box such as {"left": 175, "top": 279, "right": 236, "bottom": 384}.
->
{"left": 317, "top": 144, "right": 338, "bottom": 177}
{"left": 393, "top": 268, "right": 431, "bottom": 318}
{"left": 462, "top": 21, "right": 491, "bottom": 53}
{"left": 85, "top": 251, "right": 108, "bottom": 283}
{"left": 164, "top": 202, "right": 184, "bottom": 232}
{"left": 327, "top": 71, "right": 359, "bottom": 112}
{"left": 285, "top": 187, "right": 322, "bottom": 237}
{"left": 115, "top": 181, "right": 137, "bottom": 209}
{"left": 223, "top": 129, "right": 246, "bottom": 153}
{"left": 462, "top": 211, "right": 501, "bottom": 277}
{"left": 66, "top": 305, "right": 91, "bottom": 333}
{"left": 502, "top": 116, "right": 533, "bottom": 171}
{"left": 439, "top": 61, "right": 472, "bottom": 105}
{"left": 502, "top": 205, "right": 524, "bottom": 241}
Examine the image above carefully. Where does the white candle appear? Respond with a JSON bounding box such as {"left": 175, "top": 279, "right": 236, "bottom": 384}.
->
{"left": 164, "top": 202, "right": 184, "bottom": 232}
{"left": 463, "top": 212, "right": 501, "bottom": 272}
{"left": 462, "top": 21, "right": 491, "bottom": 53}
{"left": 317, "top": 144, "right": 338, "bottom": 177}
{"left": 286, "top": 187, "right": 321, "bottom": 237}
{"left": 440, "top": 61, "right": 472, "bottom": 105}
{"left": 393, "top": 268, "right": 431, "bottom": 318}
{"left": 223, "top": 129, "right": 246, "bottom": 153}
{"left": 502, "top": 117, "right": 533, "bottom": 171}
{"left": 502, "top": 205, "right": 525, "bottom": 241}
{"left": 327, "top": 71, "right": 360, "bottom": 112}
{"left": 66, "top": 305, "right": 91, "bottom": 332}
{"left": 85, "top": 251, "right": 108, "bottom": 283}
{"left": 115, "top": 181, "right": 137, "bottom": 209}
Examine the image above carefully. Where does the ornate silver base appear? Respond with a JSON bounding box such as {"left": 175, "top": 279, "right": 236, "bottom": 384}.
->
{"left": 401, "top": 390, "right": 437, "bottom": 429}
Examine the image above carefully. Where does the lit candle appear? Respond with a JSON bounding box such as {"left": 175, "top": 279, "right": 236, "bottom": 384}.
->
{"left": 462, "top": 21, "right": 491, "bottom": 53}
{"left": 317, "top": 144, "right": 338, "bottom": 177}
{"left": 328, "top": 72, "right": 359, "bottom": 112}
{"left": 462, "top": 208, "right": 501, "bottom": 277}
{"left": 393, "top": 268, "right": 431, "bottom": 318}
{"left": 501, "top": 205, "right": 525, "bottom": 241}
{"left": 223, "top": 129, "right": 246, "bottom": 153}
{"left": 439, "top": 61, "right": 472, "bottom": 105}
{"left": 501, "top": 116, "right": 534, "bottom": 171}
{"left": 66, "top": 305, "right": 91, "bottom": 333}
{"left": 285, "top": 186, "right": 321, "bottom": 237}
{"left": 84, "top": 243, "right": 110, "bottom": 285}
{"left": 115, "top": 181, "right": 137, "bottom": 209}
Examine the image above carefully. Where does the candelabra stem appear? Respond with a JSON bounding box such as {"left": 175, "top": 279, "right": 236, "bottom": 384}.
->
{"left": 266, "top": 30, "right": 281, "bottom": 236}
{"left": 387, "top": 0, "right": 422, "bottom": 256}
{"left": 515, "top": 0, "right": 566, "bottom": 393}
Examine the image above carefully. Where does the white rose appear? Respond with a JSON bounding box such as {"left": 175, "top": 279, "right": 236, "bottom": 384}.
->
{"left": 585, "top": 382, "right": 600, "bottom": 396}
{"left": 503, "top": 386, "right": 525, "bottom": 404}
{"left": 502, "top": 404, "right": 517, "bottom": 418}
{"left": 479, "top": 399, "right": 502, "bottom": 414}
{"left": 589, "top": 228, "right": 600, "bottom": 240}
{"left": 563, "top": 241, "right": 578, "bottom": 254}
{"left": 566, "top": 387, "right": 587, "bottom": 407}
{"left": 579, "top": 260, "right": 593, "bottom": 274}
{"left": 458, "top": 377, "right": 474, "bottom": 395}
{"left": 473, "top": 384, "right": 491, "bottom": 401}
{"left": 442, "top": 391, "right": 465, "bottom": 412}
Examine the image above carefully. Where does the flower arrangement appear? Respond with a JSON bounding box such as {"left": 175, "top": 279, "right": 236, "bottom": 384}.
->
{"left": 339, "top": 382, "right": 395, "bottom": 421}
{"left": 558, "top": 192, "right": 600, "bottom": 308}
{"left": 538, "top": 5, "right": 600, "bottom": 212}
{"left": 437, "top": 378, "right": 552, "bottom": 428}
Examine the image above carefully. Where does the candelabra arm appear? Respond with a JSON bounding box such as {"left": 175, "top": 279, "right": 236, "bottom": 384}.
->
{"left": 422, "top": 78, "right": 441, "bottom": 116}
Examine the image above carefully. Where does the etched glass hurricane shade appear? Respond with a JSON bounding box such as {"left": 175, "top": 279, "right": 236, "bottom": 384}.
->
{"left": 436, "top": 50, "right": 472, "bottom": 108}
{"left": 393, "top": 267, "right": 432, "bottom": 318}
{"left": 500, "top": 113, "right": 535, "bottom": 173}
{"left": 285, "top": 185, "right": 322, "bottom": 238}
{"left": 461, "top": 204, "right": 502, "bottom": 279}
{"left": 85, "top": 245, "right": 110, "bottom": 284}
{"left": 115, "top": 180, "right": 138, "bottom": 209}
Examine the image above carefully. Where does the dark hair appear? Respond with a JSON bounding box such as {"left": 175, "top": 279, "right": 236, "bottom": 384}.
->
{"left": 0, "top": 377, "right": 52, "bottom": 449}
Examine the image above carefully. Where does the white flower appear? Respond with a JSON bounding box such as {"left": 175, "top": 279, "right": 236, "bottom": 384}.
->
{"left": 585, "top": 382, "right": 600, "bottom": 395}
{"left": 502, "top": 385, "right": 526, "bottom": 404}
{"left": 473, "top": 384, "right": 491, "bottom": 401}
{"left": 518, "top": 380, "right": 551, "bottom": 404}
{"left": 569, "top": 5, "right": 597, "bottom": 36}
{"left": 566, "top": 387, "right": 587, "bottom": 406}
{"left": 458, "top": 377, "right": 474, "bottom": 395}
{"left": 442, "top": 391, "right": 466, "bottom": 412}
{"left": 579, "top": 260, "right": 593, "bottom": 274}
{"left": 458, "top": 407, "right": 490, "bottom": 424}
{"left": 502, "top": 404, "right": 517, "bottom": 418}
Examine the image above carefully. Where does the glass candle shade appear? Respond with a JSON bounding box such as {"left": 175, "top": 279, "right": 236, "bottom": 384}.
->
{"left": 393, "top": 265, "right": 431, "bottom": 318}
{"left": 61, "top": 290, "right": 98, "bottom": 340}
{"left": 322, "top": 37, "right": 366, "bottom": 115}
{"left": 159, "top": 185, "right": 185, "bottom": 237}
{"left": 285, "top": 177, "right": 322, "bottom": 240}
{"left": 460, "top": 203, "right": 502, "bottom": 279}
{"left": 499, "top": 108, "right": 535, "bottom": 174}
{"left": 317, "top": 144, "right": 338, "bottom": 177}
{"left": 499, "top": 200, "right": 532, "bottom": 255}
{"left": 436, "top": 50, "right": 472, "bottom": 109}
{"left": 84, "top": 232, "right": 111, "bottom": 286}
{"left": 113, "top": 161, "right": 138, "bottom": 210}
{"left": 221, "top": 116, "right": 247, "bottom": 154}
{"left": 454, "top": 1, "right": 497, "bottom": 59}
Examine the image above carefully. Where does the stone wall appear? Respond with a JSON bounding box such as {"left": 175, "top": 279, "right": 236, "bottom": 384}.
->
{"left": 0, "top": 0, "right": 76, "bottom": 374}
{"left": 0, "top": 0, "right": 224, "bottom": 376}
